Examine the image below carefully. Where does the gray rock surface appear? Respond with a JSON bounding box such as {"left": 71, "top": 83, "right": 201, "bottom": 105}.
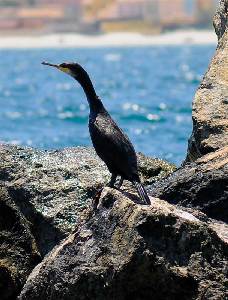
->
{"left": 0, "top": 144, "right": 174, "bottom": 299}
{"left": 1, "top": 145, "right": 110, "bottom": 249}
{"left": 0, "top": 144, "right": 174, "bottom": 251}
{"left": 186, "top": 0, "right": 228, "bottom": 162}
{"left": 19, "top": 189, "right": 228, "bottom": 300}
{"left": 149, "top": 146, "right": 228, "bottom": 223}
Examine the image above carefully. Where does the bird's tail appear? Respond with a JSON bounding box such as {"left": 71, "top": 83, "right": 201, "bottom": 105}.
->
{"left": 133, "top": 181, "right": 151, "bottom": 205}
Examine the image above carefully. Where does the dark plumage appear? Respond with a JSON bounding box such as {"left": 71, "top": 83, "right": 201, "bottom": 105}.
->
{"left": 42, "top": 61, "right": 151, "bottom": 205}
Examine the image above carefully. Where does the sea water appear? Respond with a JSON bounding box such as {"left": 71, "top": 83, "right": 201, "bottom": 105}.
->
{"left": 0, "top": 45, "right": 215, "bottom": 165}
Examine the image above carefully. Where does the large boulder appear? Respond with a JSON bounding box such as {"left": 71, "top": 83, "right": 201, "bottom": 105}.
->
{"left": 149, "top": 146, "right": 228, "bottom": 223}
{"left": 0, "top": 144, "right": 174, "bottom": 252}
{"left": 19, "top": 189, "right": 228, "bottom": 300}
{"left": 186, "top": 0, "right": 228, "bottom": 162}
{"left": 0, "top": 144, "right": 174, "bottom": 299}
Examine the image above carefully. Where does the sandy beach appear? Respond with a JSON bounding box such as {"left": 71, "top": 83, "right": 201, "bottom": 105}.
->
{"left": 0, "top": 30, "right": 217, "bottom": 48}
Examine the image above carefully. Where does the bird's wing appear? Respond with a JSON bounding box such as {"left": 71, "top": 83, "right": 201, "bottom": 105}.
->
{"left": 89, "top": 113, "right": 138, "bottom": 179}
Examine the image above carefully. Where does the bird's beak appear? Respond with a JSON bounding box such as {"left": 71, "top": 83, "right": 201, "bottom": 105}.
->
{"left": 42, "top": 61, "right": 59, "bottom": 68}
{"left": 42, "top": 61, "right": 71, "bottom": 75}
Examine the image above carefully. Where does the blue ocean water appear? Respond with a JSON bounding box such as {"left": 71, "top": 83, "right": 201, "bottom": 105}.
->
{"left": 0, "top": 46, "right": 215, "bottom": 165}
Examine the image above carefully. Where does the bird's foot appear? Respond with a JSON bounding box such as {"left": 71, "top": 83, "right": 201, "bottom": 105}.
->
{"left": 92, "top": 188, "right": 103, "bottom": 210}
{"left": 115, "top": 177, "right": 124, "bottom": 190}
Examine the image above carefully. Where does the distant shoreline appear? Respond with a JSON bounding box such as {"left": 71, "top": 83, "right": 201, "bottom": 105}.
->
{"left": 0, "top": 30, "right": 217, "bottom": 48}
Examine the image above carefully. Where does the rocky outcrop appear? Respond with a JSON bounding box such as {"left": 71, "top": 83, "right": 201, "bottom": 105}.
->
{"left": 0, "top": 145, "right": 174, "bottom": 250}
{"left": 186, "top": 0, "right": 228, "bottom": 162}
{"left": 214, "top": 0, "right": 228, "bottom": 41}
{"left": 19, "top": 189, "right": 228, "bottom": 300}
{"left": 2, "top": 2, "right": 228, "bottom": 300}
{"left": 0, "top": 144, "right": 174, "bottom": 299}
{"left": 0, "top": 186, "right": 41, "bottom": 300}
{"left": 149, "top": 146, "right": 228, "bottom": 223}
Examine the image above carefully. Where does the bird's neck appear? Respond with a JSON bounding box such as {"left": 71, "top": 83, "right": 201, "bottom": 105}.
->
{"left": 74, "top": 73, "right": 104, "bottom": 113}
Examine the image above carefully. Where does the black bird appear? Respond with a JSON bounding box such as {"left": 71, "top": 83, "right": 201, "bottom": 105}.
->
{"left": 42, "top": 61, "right": 151, "bottom": 205}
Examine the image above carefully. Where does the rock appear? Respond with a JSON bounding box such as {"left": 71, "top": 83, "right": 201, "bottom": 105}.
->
{"left": 186, "top": 0, "right": 228, "bottom": 162}
{"left": 137, "top": 152, "right": 176, "bottom": 185}
{"left": 0, "top": 144, "right": 174, "bottom": 299}
{"left": 213, "top": 0, "right": 228, "bottom": 41}
{"left": 19, "top": 189, "right": 228, "bottom": 300}
{"left": 3, "top": 2, "right": 228, "bottom": 299}
{"left": 0, "top": 144, "right": 174, "bottom": 243}
{"left": 0, "top": 186, "right": 41, "bottom": 300}
{"left": 149, "top": 146, "right": 228, "bottom": 223}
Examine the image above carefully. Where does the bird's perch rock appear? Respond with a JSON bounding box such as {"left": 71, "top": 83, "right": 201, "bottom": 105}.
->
{"left": 0, "top": 1, "right": 228, "bottom": 299}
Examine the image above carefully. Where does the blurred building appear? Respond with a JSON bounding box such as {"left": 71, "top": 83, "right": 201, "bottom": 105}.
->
{"left": 83, "top": 0, "right": 154, "bottom": 33}
{"left": 197, "top": 0, "right": 218, "bottom": 25}
{"left": 0, "top": 0, "right": 220, "bottom": 33}
{"left": 0, "top": 0, "right": 82, "bottom": 32}
{"left": 145, "top": 0, "right": 198, "bottom": 29}
{"left": 82, "top": 0, "right": 219, "bottom": 32}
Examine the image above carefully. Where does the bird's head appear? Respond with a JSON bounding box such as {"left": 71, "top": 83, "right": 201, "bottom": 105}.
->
{"left": 42, "top": 61, "right": 87, "bottom": 81}
{"left": 42, "top": 61, "right": 99, "bottom": 103}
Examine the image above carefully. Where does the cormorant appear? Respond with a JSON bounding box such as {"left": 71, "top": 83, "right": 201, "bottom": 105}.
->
{"left": 42, "top": 61, "right": 151, "bottom": 205}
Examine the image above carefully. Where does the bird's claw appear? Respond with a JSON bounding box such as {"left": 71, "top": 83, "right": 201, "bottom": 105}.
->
{"left": 92, "top": 188, "right": 103, "bottom": 210}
